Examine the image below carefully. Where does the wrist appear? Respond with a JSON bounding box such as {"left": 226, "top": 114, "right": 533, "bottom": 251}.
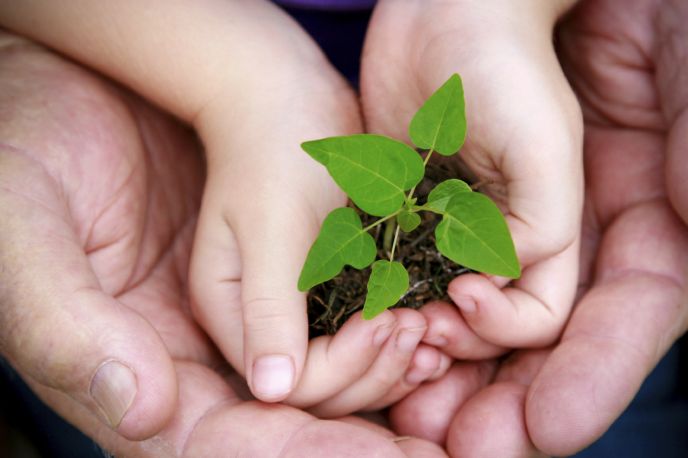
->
{"left": 196, "top": 65, "right": 361, "bottom": 168}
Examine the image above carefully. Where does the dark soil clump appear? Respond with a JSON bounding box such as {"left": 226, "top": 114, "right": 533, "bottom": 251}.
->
{"left": 307, "top": 160, "right": 472, "bottom": 337}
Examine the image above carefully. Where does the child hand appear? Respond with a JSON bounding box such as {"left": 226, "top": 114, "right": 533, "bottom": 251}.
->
{"left": 132, "top": 3, "right": 450, "bottom": 407}
{"left": 0, "top": 0, "right": 450, "bottom": 415}
{"left": 289, "top": 309, "right": 451, "bottom": 417}
{"left": 189, "top": 71, "right": 450, "bottom": 406}
{"left": 362, "top": 0, "right": 583, "bottom": 352}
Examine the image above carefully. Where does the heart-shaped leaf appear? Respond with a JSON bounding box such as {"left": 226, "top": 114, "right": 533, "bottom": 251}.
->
{"left": 409, "top": 74, "right": 466, "bottom": 156}
{"left": 430, "top": 192, "right": 520, "bottom": 278}
{"left": 397, "top": 210, "right": 421, "bottom": 232}
{"left": 298, "top": 207, "right": 377, "bottom": 291}
{"left": 363, "top": 260, "right": 409, "bottom": 320}
{"left": 426, "top": 179, "right": 472, "bottom": 212}
{"left": 301, "top": 134, "right": 424, "bottom": 216}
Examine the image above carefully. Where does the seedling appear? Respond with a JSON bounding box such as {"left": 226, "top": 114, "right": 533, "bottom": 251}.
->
{"left": 298, "top": 74, "right": 520, "bottom": 320}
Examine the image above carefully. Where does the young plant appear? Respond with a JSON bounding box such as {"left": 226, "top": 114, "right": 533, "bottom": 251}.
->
{"left": 298, "top": 74, "right": 520, "bottom": 320}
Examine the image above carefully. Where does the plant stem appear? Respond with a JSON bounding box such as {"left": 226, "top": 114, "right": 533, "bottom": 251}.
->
{"left": 363, "top": 210, "right": 401, "bottom": 233}
{"left": 383, "top": 219, "right": 396, "bottom": 252}
{"left": 405, "top": 149, "right": 435, "bottom": 203}
{"left": 423, "top": 148, "right": 435, "bottom": 167}
{"left": 389, "top": 224, "right": 401, "bottom": 261}
{"left": 383, "top": 149, "right": 435, "bottom": 262}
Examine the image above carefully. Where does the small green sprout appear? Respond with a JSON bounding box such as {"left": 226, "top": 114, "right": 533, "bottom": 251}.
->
{"left": 298, "top": 74, "right": 520, "bottom": 320}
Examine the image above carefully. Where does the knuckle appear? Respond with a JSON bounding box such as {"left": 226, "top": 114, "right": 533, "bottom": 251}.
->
{"left": 242, "top": 296, "right": 302, "bottom": 333}
{"left": 3, "top": 307, "right": 92, "bottom": 390}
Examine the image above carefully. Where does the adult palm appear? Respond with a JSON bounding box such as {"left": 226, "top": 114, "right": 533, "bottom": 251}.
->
{"left": 389, "top": 0, "right": 688, "bottom": 456}
{"left": 0, "top": 34, "right": 443, "bottom": 457}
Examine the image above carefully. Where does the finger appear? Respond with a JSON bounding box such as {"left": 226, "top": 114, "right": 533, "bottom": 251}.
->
{"left": 286, "top": 310, "right": 397, "bottom": 407}
{"left": 447, "top": 382, "right": 542, "bottom": 458}
{"left": 189, "top": 205, "right": 245, "bottom": 371}
{"left": 393, "top": 438, "right": 450, "bottom": 458}
{"left": 494, "top": 348, "right": 551, "bottom": 386}
{"left": 186, "top": 401, "right": 409, "bottom": 458}
{"left": 448, "top": 239, "right": 579, "bottom": 348}
{"left": 666, "top": 113, "right": 688, "bottom": 225}
{"left": 363, "top": 345, "right": 452, "bottom": 411}
{"left": 526, "top": 201, "right": 688, "bottom": 456}
{"left": 233, "top": 199, "right": 313, "bottom": 402}
{"left": 389, "top": 361, "right": 497, "bottom": 445}
{"left": 428, "top": 350, "right": 549, "bottom": 454}
{"left": 339, "top": 415, "right": 450, "bottom": 458}
{"left": 0, "top": 154, "right": 177, "bottom": 441}
{"left": 308, "top": 309, "right": 427, "bottom": 418}
{"left": 427, "top": 349, "right": 453, "bottom": 382}
{"left": 420, "top": 301, "right": 507, "bottom": 359}
{"left": 191, "top": 179, "right": 320, "bottom": 403}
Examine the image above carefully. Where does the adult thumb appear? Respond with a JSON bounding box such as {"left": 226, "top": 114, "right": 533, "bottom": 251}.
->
{"left": 0, "top": 185, "right": 177, "bottom": 441}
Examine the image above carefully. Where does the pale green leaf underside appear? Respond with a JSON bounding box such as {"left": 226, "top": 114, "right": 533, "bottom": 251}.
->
{"left": 301, "top": 134, "right": 424, "bottom": 216}
{"left": 409, "top": 74, "right": 467, "bottom": 156}
{"left": 431, "top": 192, "right": 521, "bottom": 278}
{"left": 397, "top": 210, "right": 421, "bottom": 232}
{"left": 426, "top": 179, "right": 472, "bottom": 212}
{"left": 363, "top": 260, "right": 409, "bottom": 320}
{"left": 298, "top": 207, "right": 377, "bottom": 291}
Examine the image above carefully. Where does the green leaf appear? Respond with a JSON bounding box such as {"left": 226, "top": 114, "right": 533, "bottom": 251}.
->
{"left": 397, "top": 210, "right": 421, "bottom": 232}
{"left": 409, "top": 74, "right": 466, "bottom": 156}
{"left": 298, "top": 207, "right": 377, "bottom": 291}
{"left": 426, "top": 179, "right": 472, "bottom": 212}
{"left": 363, "top": 260, "right": 409, "bottom": 320}
{"left": 430, "top": 192, "right": 521, "bottom": 278}
{"left": 301, "top": 134, "right": 424, "bottom": 216}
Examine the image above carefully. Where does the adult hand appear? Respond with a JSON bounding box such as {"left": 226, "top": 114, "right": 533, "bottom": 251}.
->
{"left": 0, "top": 32, "right": 447, "bottom": 456}
{"left": 390, "top": 0, "right": 688, "bottom": 455}
{"left": 361, "top": 0, "right": 583, "bottom": 351}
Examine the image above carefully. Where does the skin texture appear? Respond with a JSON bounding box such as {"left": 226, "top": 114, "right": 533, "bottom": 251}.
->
{"left": 0, "top": 34, "right": 447, "bottom": 456}
{"left": 0, "top": 0, "right": 583, "bottom": 454}
{"left": 362, "top": 0, "right": 583, "bottom": 352}
{"left": 0, "top": 0, "right": 445, "bottom": 407}
{"left": 6, "top": 0, "right": 685, "bottom": 455}
{"left": 0, "top": 1, "right": 452, "bottom": 440}
{"left": 391, "top": 0, "right": 688, "bottom": 455}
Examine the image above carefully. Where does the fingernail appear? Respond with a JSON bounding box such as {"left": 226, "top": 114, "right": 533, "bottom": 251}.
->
{"left": 372, "top": 321, "right": 396, "bottom": 346}
{"left": 455, "top": 296, "right": 477, "bottom": 313}
{"left": 396, "top": 327, "right": 425, "bottom": 353}
{"left": 90, "top": 361, "right": 137, "bottom": 429}
{"left": 423, "top": 334, "right": 449, "bottom": 347}
{"left": 252, "top": 355, "right": 294, "bottom": 401}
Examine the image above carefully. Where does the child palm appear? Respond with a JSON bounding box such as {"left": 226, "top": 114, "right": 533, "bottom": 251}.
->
{"left": 361, "top": 0, "right": 583, "bottom": 350}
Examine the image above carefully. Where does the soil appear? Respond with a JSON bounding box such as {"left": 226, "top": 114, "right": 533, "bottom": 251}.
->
{"left": 307, "top": 158, "right": 473, "bottom": 337}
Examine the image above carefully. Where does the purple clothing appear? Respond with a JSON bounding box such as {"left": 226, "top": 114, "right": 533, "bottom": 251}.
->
{"left": 272, "top": 0, "right": 374, "bottom": 85}
{"left": 273, "top": 0, "right": 376, "bottom": 11}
